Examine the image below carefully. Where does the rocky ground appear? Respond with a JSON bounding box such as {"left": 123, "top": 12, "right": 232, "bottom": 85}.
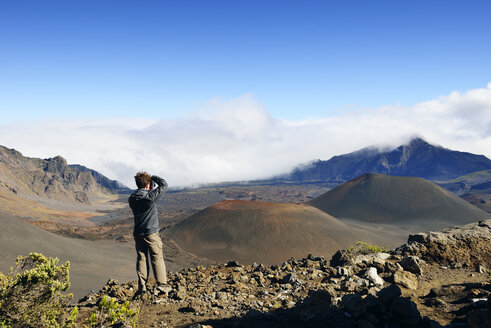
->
{"left": 75, "top": 220, "right": 491, "bottom": 328}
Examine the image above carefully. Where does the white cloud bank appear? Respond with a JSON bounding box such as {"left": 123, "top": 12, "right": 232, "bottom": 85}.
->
{"left": 1, "top": 83, "right": 491, "bottom": 187}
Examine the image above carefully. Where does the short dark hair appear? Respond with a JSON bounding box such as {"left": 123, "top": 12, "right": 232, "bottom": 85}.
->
{"left": 134, "top": 171, "right": 152, "bottom": 189}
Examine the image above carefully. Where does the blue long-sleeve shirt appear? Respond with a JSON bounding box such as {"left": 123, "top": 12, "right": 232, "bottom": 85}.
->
{"left": 128, "top": 175, "right": 168, "bottom": 237}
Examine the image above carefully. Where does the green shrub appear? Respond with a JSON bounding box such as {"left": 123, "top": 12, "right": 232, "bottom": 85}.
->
{"left": 88, "top": 295, "right": 139, "bottom": 328}
{"left": 346, "top": 241, "right": 389, "bottom": 255}
{"left": 64, "top": 307, "right": 78, "bottom": 328}
{"left": 0, "top": 253, "right": 138, "bottom": 328}
{"left": 0, "top": 253, "right": 76, "bottom": 328}
{"left": 0, "top": 319, "right": 11, "bottom": 328}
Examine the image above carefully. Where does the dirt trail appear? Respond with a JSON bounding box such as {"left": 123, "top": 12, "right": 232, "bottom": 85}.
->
{"left": 401, "top": 263, "right": 490, "bottom": 325}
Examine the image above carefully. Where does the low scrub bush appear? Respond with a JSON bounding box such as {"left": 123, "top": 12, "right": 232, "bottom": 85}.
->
{"left": 0, "top": 253, "right": 76, "bottom": 327}
{"left": 0, "top": 253, "right": 139, "bottom": 328}
{"left": 346, "top": 241, "right": 389, "bottom": 255}
{"left": 89, "top": 295, "right": 139, "bottom": 328}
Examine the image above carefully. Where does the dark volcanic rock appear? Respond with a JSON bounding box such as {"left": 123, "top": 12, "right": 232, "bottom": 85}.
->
{"left": 389, "top": 297, "right": 421, "bottom": 326}
{"left": 377, "top": 285, "right": 402, "bottom": 305}
{"left": 342, "top": 293, "right": 365, "bottom": 318}
{"left": 399, "top": 256, "right": 424, "bottom": 275}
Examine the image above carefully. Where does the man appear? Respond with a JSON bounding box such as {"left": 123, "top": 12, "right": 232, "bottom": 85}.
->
{"left": 128, "top": 171, "right": 168, "bottom": 294}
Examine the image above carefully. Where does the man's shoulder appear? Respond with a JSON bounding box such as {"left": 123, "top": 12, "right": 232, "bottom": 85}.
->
{"left": 129, "top": 189, "right": 148, "bottom": 200}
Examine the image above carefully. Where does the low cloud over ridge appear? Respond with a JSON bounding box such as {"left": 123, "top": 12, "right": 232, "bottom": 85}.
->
{"left": 2, "top": 84, "right": 491, "bottom": 187}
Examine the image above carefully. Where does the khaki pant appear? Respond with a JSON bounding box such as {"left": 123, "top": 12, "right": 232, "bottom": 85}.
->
{"left": 134, "top": 232, "right": 167, "bottom": 290}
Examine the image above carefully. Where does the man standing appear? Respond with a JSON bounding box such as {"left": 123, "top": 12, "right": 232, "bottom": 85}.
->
{"left": 128, "top": 172, "right": 168, "bottom": 294}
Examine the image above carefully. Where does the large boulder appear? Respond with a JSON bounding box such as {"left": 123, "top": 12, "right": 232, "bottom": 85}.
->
{"left": 392, "top": 271, "right": 418, "bottom": 290}
{"left": 394, "top": 220, "right": 491, "bottom": 269}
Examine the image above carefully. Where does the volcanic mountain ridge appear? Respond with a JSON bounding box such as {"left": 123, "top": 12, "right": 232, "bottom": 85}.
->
{"left": 0, "top": 144, "right": 130, "bottom": 226}
{"left": 0, "top": 144, "right": 126, "bottom": 205}
{"left": 283, "top": 137, "right": 491, "bottom": 183}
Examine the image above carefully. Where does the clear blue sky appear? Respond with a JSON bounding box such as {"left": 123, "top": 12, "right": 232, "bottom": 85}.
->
{"left": 1, "top": 0, "right": 490, "bottom": 122}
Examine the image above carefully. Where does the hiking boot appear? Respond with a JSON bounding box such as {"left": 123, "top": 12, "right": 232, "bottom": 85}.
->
{"left": 154, "top": 284, "right": 172, "bottom": 295}
{"left": 133, "top": 288, "right": 149, "bottom": 300}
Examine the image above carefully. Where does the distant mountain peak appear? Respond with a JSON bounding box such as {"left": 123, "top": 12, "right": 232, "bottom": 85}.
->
{"left": 407, "top": 136, "right": 431, "bottom": 147}
{"left": 44, "top": 155, "right": 69, "bottom": 175}
{"left": 284, "top": 137, "right": 491, "bottom": 182}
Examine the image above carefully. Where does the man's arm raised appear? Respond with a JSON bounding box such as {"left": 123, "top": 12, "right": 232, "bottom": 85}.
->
{"left": 148, "top": 175, "right": 168, "bottom": 201}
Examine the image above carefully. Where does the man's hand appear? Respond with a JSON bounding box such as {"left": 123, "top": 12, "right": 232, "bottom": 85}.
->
{"left": 147, "top": 175, "right": 168, "bottom": 201}
{"left": 151, "top": 175, "right": 167, "bottom": 188}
